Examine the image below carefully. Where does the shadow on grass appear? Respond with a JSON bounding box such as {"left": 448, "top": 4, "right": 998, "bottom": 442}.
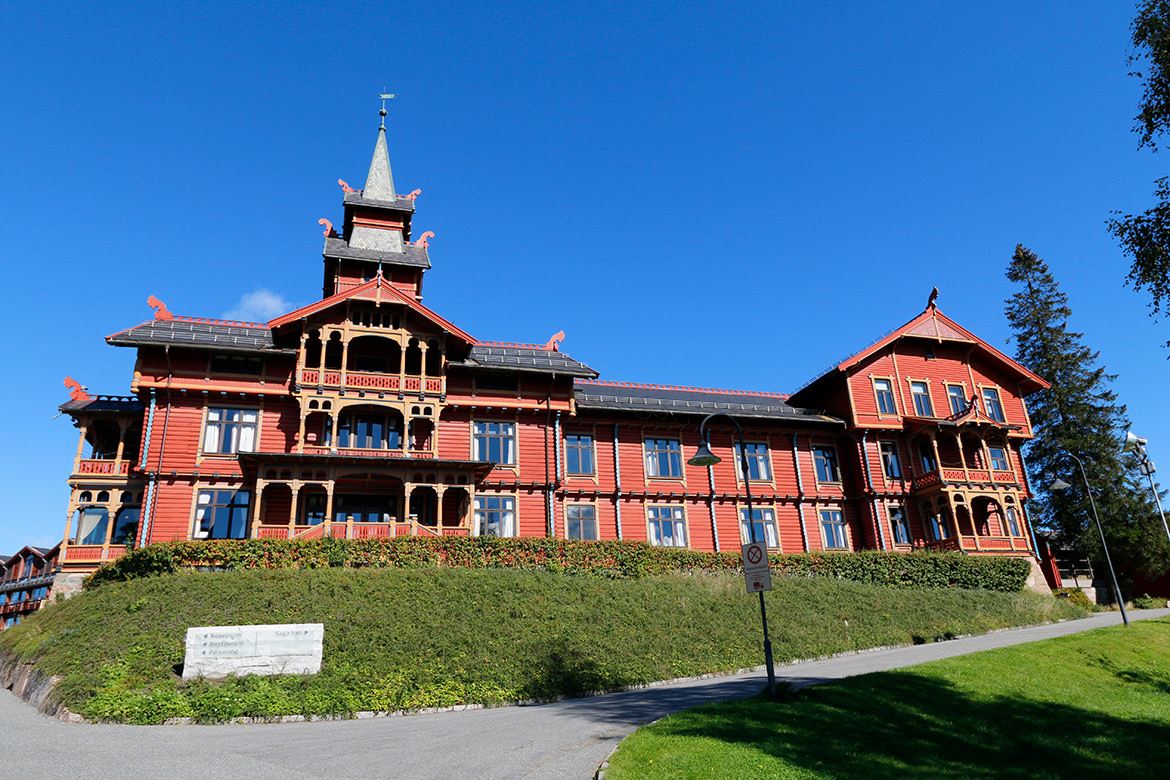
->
{"left": 637, "top": 672, "right": 1170, "bottom": 779}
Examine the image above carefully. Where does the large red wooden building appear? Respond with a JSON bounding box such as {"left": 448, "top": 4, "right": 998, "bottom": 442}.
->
{"left": 51, "top": 118, "right": 1050, "bottom": 581}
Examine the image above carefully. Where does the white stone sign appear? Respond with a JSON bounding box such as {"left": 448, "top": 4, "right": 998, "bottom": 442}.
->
{"left": 742, "top": 541, "right": 772, "bottom": 594}
{"left": 183, "top": 623, "right": 323, "bottom": 679}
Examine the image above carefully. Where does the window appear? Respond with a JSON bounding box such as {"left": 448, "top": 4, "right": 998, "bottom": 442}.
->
{"left": 565, "top": 433, "right": 595, "bottom": 476}
{"left": 337, "top": 412, "right": 402, "bottom": 450}
{"left": 1005, "top": 507, "right": 1021, "bottom": 536}
{"left": 203, "top": 408, "right": 258, "bottom": 454}
{"left": 647, "top": 505, "right": 687, "bottom": 547}
{"left": 72, "top": 507, "right": 109, "bottom": 545}
{"left": 334, "top": 494, "right": 397, "bottom": 524}
{"left": 474, "top": 421, "right": 516, "bottom": 465}
{"left": 210, "top": 353, "right": 263, "bottom": 375}
{"left": 820, "top": 509, "right": 847, "bottom": 549}
{"left": 740, "top": 508, "right": 779, "bottom": 547}
{"left": 644, "top": 438, "right": 683, "bottom": 479}
{"left": 812, "top": 446, "right": 840, "bottom": 483}
{"left": 982, "top": 388, "right": 1006, "bottom": 422}
{"left": 566, "top": 505, "right": 598, "bottom": 540}
{"left": 301, "top": 494, "right": 326, "bottom": 525}
{"left": 194, "top": 490, "right": 251, "bottom": 539}
{"left": 873, "top": 378, "right": 897, "bottom": 415}
{"left": 475, "top": 495, "right": 516, "bottom": 537}
{"left": 910, "top": 382, "right": 933, "bottom": 417}
{"left": 878, "top": 441, "right": 902, "bottom": 479}
{"left": 111, "top": 508, "right": 139, "bottom": 545}
{"left": 988, "top": 446, "right": 1009, "bottom": 471}
{"left": 919, "top": 441, "right": 937, "bottom": 472}
{"left": 734, "top": 443, "right": 772, "bottom": 481}
{"left": 888, "top": 505, "right": 911, "bottom": 545}
{"left": 947, "top": 385, "right": 968, "bottom": 416}
{"left": 924, "top": 506, "right": 950, "bottom": 540}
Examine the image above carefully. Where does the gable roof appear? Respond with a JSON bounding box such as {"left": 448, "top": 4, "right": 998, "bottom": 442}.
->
{"left": 266, "top": 276, "right": 476, "bottom": 344}
{"left": 793, "top": 306, "right": 1049, "bottom": 399}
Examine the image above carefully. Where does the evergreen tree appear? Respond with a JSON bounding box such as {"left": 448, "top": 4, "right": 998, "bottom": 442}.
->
{"left": 1108, "top": 0, "right": 1170, "bottom": 339}
{"left": 1005, "top": 245, "right": 1168, "bottom": 580}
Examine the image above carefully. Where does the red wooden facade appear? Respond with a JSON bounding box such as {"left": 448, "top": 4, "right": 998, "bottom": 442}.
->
{"left": 50, "top": 121, "right": 1050, "bottom": 575}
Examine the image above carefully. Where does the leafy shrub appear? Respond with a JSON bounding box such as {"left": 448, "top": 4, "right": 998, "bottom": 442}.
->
{"left": 1054, "top": 587, "right": 1095, "bottom": 610}
{"left": 1134, "top": 592, "right": 1168, "bottom": 609}
{"left": 85, "top": 538, "right": 1032, "bottom": 593}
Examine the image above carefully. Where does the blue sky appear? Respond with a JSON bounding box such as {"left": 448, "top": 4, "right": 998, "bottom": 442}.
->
{"left": 2, "top": 1, "right": 1166, "bottom": 553}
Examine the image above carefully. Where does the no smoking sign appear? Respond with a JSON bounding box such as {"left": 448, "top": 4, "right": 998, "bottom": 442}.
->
{"left": 741, "top": 541, "right": 772, "bottom": 593}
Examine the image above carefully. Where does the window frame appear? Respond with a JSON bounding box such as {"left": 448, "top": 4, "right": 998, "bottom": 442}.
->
{"left": 472, "top": 420, "right": 517, "bottom": 466}
{"left": 812, "top": 445, "right": 841, "bottom": 484}
{"left": 888, "top": 505, "right": 911, "bottom": 546}
{"left": 946, "top": 384, "right": 969, "bottom": 416}
{"left": 981, "top": 387, "right": 1006, "bottom": 422}
{"left": 878, "top": 440, "right": 902, "bottom": 480}
{"left": 988, "top": 445, "right": 1009, "bottom": 471}
{"left": 564, "top": 432, "right": 596, "bottom": 478}
{"left": 739, "top": 507, "right": 779, "bottom": 548}
{"left": 644, "top": 437, "right": 684, "bottom": 480}
{"left": 201, "top": 407, "right": 259, "bottom": 456}
{"left": 1005, "top": 506, "right": 1021, "bottom": 537}
{"left": 819, "top": 508, "right": 848, "bottom": 550}
{"left": 734, "top": 442, "right": 773, "bottom": 482}
{"left": 193, "top": 489, "right": 252, "bottom": 540}
{"left": 566, "top": 503, "right": 599, "bottom": 541}
{"left": 872, "top": 377, "right": 898, "bottom": 416}
{"left": 647, "top": 505, "right": 687, "bottom": 547}
{"left": 909, "top": 381, "right": 934, "bottom": 417}
{"left": 474, "top": 494, "right": 517, "bottom": 538}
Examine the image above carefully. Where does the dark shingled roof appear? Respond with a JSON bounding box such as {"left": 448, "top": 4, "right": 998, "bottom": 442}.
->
{"left": 343, "top": 192, "right": 416, "bottom": 212}
{"left": 451, "top": 345, "right": 599, "bottom": 378}
{"left": 58, "top": 395, "right": 143, "bottom": 414}
{"left": 574, "top": 382, "right": 843, "bottom": 424}
{"left": 107, "top": 319, "right": 295, "bottom": 355}
{"left": 323, "top": 237, "right": 431, "bottom": 269}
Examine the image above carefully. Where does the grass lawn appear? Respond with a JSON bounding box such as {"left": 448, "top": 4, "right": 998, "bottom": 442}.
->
{"left": 604, "top": 617, "right": 1170, "bottom": 780}
{"left": 0, "top": 568, "right": 1079, "bottom": 723}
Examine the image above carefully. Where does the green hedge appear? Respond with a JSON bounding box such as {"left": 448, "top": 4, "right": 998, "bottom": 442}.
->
{"left": 85, "top": 537, "right": 1032, "bottom": 593}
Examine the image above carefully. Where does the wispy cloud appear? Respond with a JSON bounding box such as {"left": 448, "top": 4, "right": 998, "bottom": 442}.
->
{"left": 223, "top": 289, "right": 296, "bottom": 322}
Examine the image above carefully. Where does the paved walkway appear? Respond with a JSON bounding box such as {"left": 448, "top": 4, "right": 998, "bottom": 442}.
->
{"left": 3, "top": 609, "right": 1166, "bottom": 780}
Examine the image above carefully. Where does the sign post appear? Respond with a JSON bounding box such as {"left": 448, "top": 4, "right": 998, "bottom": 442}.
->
{"left": 742, "top": 541, "right": 772, "bottom": 593}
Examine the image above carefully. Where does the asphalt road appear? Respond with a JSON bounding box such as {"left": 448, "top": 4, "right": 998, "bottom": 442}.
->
{"left": 3, "top": 609, "right": 1166, "bottom": 780}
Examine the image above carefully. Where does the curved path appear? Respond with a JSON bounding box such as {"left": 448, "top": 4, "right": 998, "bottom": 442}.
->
{"left": 3, "top": 609, "right": 1166, "bottom": 780}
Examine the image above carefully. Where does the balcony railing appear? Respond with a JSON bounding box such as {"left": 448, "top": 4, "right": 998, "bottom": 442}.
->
{"left": 63, "top": 544, "right": 129, "bottom": 565}
{"left": 298, "top": 369, "right": 443, "bottom": 395}
{"left": 254, "top": 521, "right": 471, "bottom": 541}
{"left": 299, "top": 446, "right": 436, "bottom": 459}
{"left": 920, "top": 535, "right": 1030, "bottom": 553}
{"left": 911, "top": 467, "right": 1018, "bottom": 491}
{"left": 75, "top": 459, "right": 131, "bottom": 476}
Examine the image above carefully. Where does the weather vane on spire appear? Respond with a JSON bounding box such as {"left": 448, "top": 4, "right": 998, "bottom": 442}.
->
{"left": 379, "top": 90, "right": 396, "bottom": 129}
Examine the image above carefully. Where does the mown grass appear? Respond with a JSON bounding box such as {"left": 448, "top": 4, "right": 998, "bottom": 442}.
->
{"left": 0, "top": 568, "right": 1082, "bottom": 723}
{"left": 604, "top": 618, "right": 1170, "bottom": 779}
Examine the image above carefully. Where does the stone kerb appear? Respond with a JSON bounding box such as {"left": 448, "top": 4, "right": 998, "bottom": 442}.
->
{"left": 182, "top": 623, "right": 323, "bottom": 679}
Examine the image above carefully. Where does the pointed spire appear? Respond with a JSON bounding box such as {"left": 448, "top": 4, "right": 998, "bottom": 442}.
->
{"left": 363, "top": 94, "right": 397, "bottom": 200}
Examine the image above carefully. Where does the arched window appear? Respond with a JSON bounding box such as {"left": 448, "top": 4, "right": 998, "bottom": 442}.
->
{"left": 425, "top": 339, "right": 442, "bottom": 376}
{"left": 324, "top": 332, "right": 344, "bottom": 370}
{"left": 404, "top": 338, "right": 422, "bottom": 375}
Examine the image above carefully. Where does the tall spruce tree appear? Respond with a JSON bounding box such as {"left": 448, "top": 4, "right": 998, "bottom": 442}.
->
{"left": 1005, "top": 245, "right": 1169, "bottom": 580}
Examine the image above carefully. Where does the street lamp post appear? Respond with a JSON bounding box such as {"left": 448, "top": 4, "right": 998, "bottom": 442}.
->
{"left": 1122, "top": 431, "right": 1170, "bottom": 551}
{"left": 1050, "top": 452, "right": 1129, "bottom": 627}
{"left": 689, "top": 412, "right": 778, "bottom": 700}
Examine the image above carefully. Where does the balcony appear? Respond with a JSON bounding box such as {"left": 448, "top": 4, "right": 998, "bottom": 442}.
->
{"left": 63, "top": 544, "right": 129, "bottom": 567}
{"left": 75, "top": 458, "right": 131, "bottom": 476}
{"left": 911, "top": 467, "right": 1018, "bottom": 492}
{"left": 299, "top": 369, "right": 443, "bottom": 396}
{"left": 253, "top": 520, "right": 470, "bottom": 540}
{"left": 921, "top": 536, "right": 1032, "bottom": 554}
{"left": 299, "top": 446, "right": 435, "bottom": 459}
